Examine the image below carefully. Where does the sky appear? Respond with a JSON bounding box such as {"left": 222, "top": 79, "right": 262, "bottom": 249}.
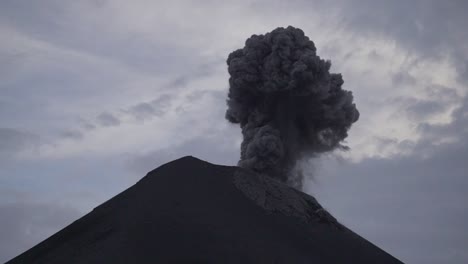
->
{"left": 1, "top": 0, "right": 467, "bottom": 263}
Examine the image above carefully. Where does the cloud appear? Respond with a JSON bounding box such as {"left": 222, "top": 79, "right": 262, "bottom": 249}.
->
{"left": 405, "top": 99, "right": 445, "bottom": 120}
{"left": 78, "top": 118, "right": 96, "bottom": 131}
{"left": 307, "top": 137, "right": 468, "bottom": 264}
{"left": 59, "top": 130, "right": 84, "bottom": 140}
{"left": 0, "top": 1, "right": 220, "bottom": 77}
{"left": 306, "top": 95, "right": 468, "bottom": 263}
{"left": 126, "top": 94, "right": 173, "bottom": 121}
{"left": 1, "top": 1, "right": 467, "bottom": 263}
{"left": 414, "top": 96, "right": 468, "bottom": 151}
{"left": 332, "top": 0, "right": 468, "bottom": 82}
{"left": 392, "top": 71, "right": 417, "bottom": 86}
{"left": 129, "top": 102, "right": 158, "bottom": 118}
{"left": 401, "top": 85, "right": 461, "bottom": 123}
{"left": 96, "top": 112, "right": 120, "bottom": 127}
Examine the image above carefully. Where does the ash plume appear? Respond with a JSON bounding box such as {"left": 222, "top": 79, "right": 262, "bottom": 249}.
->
{"left": 225, "top": 26, "right": 359, "bottom": 188}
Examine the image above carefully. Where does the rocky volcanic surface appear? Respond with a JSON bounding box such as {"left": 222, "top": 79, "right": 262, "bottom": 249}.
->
{"left": 7, "top": 156, "right": 403, "bottom": 264}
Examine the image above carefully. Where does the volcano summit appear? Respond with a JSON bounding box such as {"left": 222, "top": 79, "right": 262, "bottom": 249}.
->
{"left": 7, "top": 156, "right": 403, "bottom": 264}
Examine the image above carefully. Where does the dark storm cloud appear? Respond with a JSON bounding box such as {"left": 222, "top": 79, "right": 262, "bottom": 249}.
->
{"left": 96, "top": 112, "right": 120, "bottom": 127}
{"left": 225, "top": 26, "right": 359, "bottom": 188}
{"left": 0, "top": 202, "right": 81, "bottom": 263}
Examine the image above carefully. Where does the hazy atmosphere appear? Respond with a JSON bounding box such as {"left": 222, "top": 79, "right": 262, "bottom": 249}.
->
{"left": 1, "top": 1, "right": 467, "bottom": 263}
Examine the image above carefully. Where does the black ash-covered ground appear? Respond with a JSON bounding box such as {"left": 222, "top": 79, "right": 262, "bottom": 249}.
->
{"left": 7, "top": 156, "right": 403, "bottom": 264}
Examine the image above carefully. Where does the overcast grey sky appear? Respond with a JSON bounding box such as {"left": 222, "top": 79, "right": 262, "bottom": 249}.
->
{"left": 1, "top": 1, "right": 467, "bottom": 263}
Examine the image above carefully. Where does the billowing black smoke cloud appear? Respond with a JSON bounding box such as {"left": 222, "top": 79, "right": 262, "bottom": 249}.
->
{"left": 225, "top": 26, "right": 359, "bottom": 188}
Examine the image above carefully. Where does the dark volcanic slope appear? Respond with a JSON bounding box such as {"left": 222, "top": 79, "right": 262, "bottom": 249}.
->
{"left": 7, "top": 156, "right": 403, "bottom": 264}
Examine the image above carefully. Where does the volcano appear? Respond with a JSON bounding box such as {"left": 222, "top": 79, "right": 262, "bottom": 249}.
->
{"left": 6, "top": 156, "right": 403, "bottom": 263}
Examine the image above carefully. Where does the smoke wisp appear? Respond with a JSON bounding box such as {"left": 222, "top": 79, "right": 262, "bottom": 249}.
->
{"left": 225, "top": 26, "right": 359, "bottom": 188}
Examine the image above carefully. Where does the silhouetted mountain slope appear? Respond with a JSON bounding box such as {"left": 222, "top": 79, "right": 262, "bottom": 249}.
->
{"left": 7, "top": 156, "right": 403, "bottom": 263}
